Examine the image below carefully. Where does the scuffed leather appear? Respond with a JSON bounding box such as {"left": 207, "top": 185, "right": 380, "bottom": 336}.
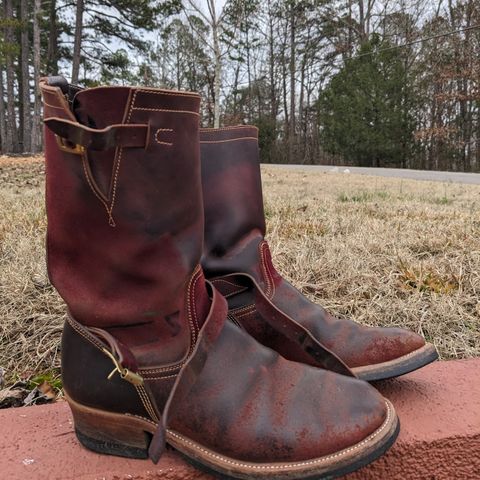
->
{"left": 200, "top": 127, "right": 426, "bottom": 369}
{"left": 41, "top": 80, "right": 211, "bottom": 369}
{"left": 170, "top": 319, "right": 387, "bottom": 463}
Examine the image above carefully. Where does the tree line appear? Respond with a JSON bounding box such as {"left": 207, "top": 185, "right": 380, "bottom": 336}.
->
{"left": 1, "top": 0, "right": 480, "bottom": 171}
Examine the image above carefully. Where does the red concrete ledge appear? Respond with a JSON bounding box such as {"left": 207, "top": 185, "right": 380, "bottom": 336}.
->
{"left": 2, "top": 359, "right": 479, "bottom": 480}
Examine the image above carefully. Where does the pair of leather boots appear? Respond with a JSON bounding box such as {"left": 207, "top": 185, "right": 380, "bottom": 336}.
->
{"left": 40, "top": 77, "right": 438, "bottom": 479}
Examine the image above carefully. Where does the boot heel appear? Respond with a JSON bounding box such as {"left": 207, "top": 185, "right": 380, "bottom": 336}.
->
{"left": 67, "top": 394, "right": 156, "bottom": 460}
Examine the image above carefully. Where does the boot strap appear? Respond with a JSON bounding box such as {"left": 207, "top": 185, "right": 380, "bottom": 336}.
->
{"left": 44, "top": 117, "right": 149, "bottom": 151}
{"left": 148, "top": 283, "right": 228, "bottom": 463}
{"left": 214, "top": 273, "right": 353, "bottom": 378}
{"left": 39, "top": 77, "right": 148, "bottom": 151}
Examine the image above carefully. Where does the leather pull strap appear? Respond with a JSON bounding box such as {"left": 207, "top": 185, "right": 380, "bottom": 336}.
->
{"left": 217, "top": 273, "right": 354, "bottom": 378}
{"left": 44, "top": 117, "right": 149, "bottom": 151}
{"left": 148, "top": 284, "right": 228, "bottom": 463}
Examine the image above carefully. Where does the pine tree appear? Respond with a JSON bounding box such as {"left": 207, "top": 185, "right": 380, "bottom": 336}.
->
{"left": 318, "top": 35, "right": 417, "bottom": 167}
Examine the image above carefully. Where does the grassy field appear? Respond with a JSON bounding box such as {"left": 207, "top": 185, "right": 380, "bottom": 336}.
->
{"left": 1, "top": 156, "right": 479, "bottom": 387}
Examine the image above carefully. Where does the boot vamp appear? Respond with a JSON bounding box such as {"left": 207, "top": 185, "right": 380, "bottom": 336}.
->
{"left": 272, "top": 279, "right": 425, "bottom": 368}
{"left": 169, "top": 321, "right": 387, "bottom": 463}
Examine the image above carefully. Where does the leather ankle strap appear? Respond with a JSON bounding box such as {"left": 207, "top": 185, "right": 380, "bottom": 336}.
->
{"left": 40, "top": 77, "right": 149, "bottom": 151}
{"left": 44, "top": 117, "right": 149, "bottom": 151}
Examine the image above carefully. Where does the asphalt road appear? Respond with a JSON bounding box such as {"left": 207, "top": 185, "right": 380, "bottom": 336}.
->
{"left": 268, "top": 164, "right": 480, "bottom": 185}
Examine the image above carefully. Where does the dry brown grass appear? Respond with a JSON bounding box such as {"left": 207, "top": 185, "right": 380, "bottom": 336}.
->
{"left": 0, "top": 157, "right": 479, "bottom": 386}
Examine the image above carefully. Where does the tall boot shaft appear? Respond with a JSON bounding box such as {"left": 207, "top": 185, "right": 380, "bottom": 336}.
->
{"left": 200, "top": 126, "right": 437, "bottom": 381}
{"left": 41, "top": 78, "right": 210, "bottom": 343}
{"left": 200, "top": 126, "right": 268, "bottom": 283}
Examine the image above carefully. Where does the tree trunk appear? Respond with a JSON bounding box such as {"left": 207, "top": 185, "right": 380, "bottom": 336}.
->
{"left": 288, "top": 3, "right": 296, "bottom": 163}
{"left": 47, "top": 0, "right": 59, "bottom": 73}
{"left": 0, "top": 67, "right": 7, "bottom": 152}
{"left": 4, "top": 0, "right": 19, "bottom": 153}
{"left": 211, "top": 3, "right": 221, "bottom": 129}
{"left": 20, "top": 0, "right": 31, "bottom": 152}
{"left": 31, "top": 0, "right": 42, "bottom": 153}
{"left": 71, "top": 0, "right": 85, "bottom": 84}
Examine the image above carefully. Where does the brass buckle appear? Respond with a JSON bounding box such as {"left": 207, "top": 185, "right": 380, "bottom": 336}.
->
{"left": 55, "top": 135, "right": 85, "bottom": 155}
{"left": 102, "top": 348, "right": 144, "bottom": 386}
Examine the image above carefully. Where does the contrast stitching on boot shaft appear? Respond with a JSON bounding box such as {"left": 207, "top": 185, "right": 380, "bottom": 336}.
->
{"left": 143, "top": 373, "right": 178, "bottom": 380}
{"left": 107, "top": 147, "right": 122, "bottom": 227}
{"left": 42, "top": 101, "right": 67, "bottom": 111}
{"left": 199, "top": 137, "right": 258, "bottom": 144}
{"left": 132, "top": 107, "right": 200, "bottom": 116}
{"left": 166, "top": 401, "right": 393, "bottom": 469}
{"left": 155, "top": 128, "right": 174, "bottom": 146}
{"left": 191, "top": 271, "right": 201, "bottom": 334}
{"left": 211, "top": 278, "right": 249, "bottom": 299}
{"left": 140, "top": 363, "right": 184, "bottom": 374}
{"left": 133, "top": 88, "right": 200, "bottom": 99}
{"left": 199, "top": 125, "right": 259, "bottom": 132}
{"left": 186, "top": 265, "right": 202, "bottom": 349}
{"left": 211, "top": 278, "right": 245, "bottom": 290}
{"left": 81, "top": 154, "right": 112, "bottom": 222}
{"left": 135, "top": 384, "right": 160, "bottom": 422}
{"left": 67, "top": 314, "right": 164, "bottom": 421}
{"left": 230, "top": 304, "right": 256, "bottom": 319}
{"left": 66, "top": 315, "right": 105, "bottom": 352}
{"left": 260, "top": 242, "right": 275, "bottom": 299}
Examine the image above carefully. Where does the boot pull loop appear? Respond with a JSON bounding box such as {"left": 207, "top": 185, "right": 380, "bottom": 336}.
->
{"left": 44, "top": 117, "right": 149, "bottom": 152}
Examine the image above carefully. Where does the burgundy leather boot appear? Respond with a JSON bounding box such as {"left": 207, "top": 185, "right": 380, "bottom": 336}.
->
{"left": 200, "top": 126, "right": 438, "bottom": 381}
{"left": 41, "top": 78, "right": 399, "bottom": 479}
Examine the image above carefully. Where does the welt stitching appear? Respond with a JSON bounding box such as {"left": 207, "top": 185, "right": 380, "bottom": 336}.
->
{"left": 264, "top": 243, "right": 276, "bottom": 298}
{"left": 166, "top": 401, "right": 392, "bottom": 470}
{"left": 199, "top": 137, "right": 258, "bottom": 144}
{"left": 125, "top": 413, "right": 157, "bottom": 427}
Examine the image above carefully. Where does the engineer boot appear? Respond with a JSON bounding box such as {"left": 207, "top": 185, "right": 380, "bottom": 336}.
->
{"left": 41, "top": 78, "right": 399, "bottom": 479}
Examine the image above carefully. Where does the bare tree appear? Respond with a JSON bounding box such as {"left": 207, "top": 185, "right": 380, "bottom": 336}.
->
{"left": 184, "top": 0, "right": 226, "bottom": 128}
{"left": 31, "top": 0, "right": 42, "bottom": 153}
{"left": 20, "top": 0, "right": 31, "bottom": 152}
{"left": 71, "top": 0, "right": 85, "bottom": 84}
{"left": 4, "top": 0, "right": 18, "bottom": 152}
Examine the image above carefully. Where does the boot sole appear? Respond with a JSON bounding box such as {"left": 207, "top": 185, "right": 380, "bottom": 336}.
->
{"left": 352, "top": 343, "right": 438, "bottom": 382}
{"left": 66, "top": 392, "right": 399, "bottom": 479}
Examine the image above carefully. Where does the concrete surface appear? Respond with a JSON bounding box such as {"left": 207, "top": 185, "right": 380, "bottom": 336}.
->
{"left": 1, "top": 359, "right": 479, "bottom": 480}
{"left": 268, "top": 164, "right": 480, "bottom": 185}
